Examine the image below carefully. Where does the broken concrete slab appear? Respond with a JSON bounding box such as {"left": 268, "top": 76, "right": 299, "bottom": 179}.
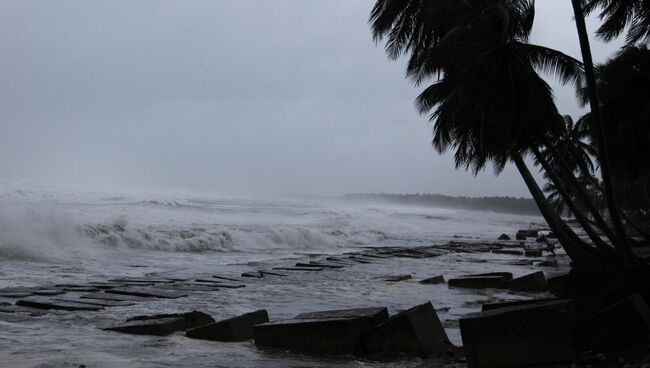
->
{"left": 105, "top": 287, "right": 188, "bottom": 299}
{"left": 187, "top": 310, "right": 269, "bottom": 341}
{"left": 492, "top": 249, "right": 524, "bottom": 256}
{"left": 80, "top": 291, "right": 154, "bottom": 302}
{"left": 85, "top": 282, "right": 127, "bottom": 289}
{"left": 508, "top": 271, "right": 548, "bottom": 292}
{"left": 581, "top": 294, "right": 650, "bottom": 352}
{"left": 362, "top": 302, "right": 456, "bottom": 358}
{"left": 211, "top": 276, "right": 240, "bottom": 282}
{"left": 0, "top": 291, "right": 33, "bottom": 298}
{"left": 547, "top": 273, "right": 569, "bottom": 295}
{"left": 481, "top": 298, "right": 561, "bottom": 311}
{"left": 193, "top": 280, "right": 245, "bottom": 289}
{"left": 60, "top": 287, "right": 101, "bottom": 292}
{"left": 155, "top": 283, "right": 220, "bottom": 292}
{"left": 107, "top": 316, "right": 186, "bottom": 336}
{"left": 382, "top": 275, "right": 412, "bottom": 282}
{"left": 304, "top": 262, "right": 345, "bottom": 269}
{"left": 31, "top": 290, "right": 66, "bottom": 296}
{"left": 419, "top": 276, "right": 445, "bottom": 285}
{"left": 54, "top": 297, "right": 135, "bottom": 307}
{"left": 525, "top": 249, "right": 543, "bottom": 257}
{"left": 295, "top": 307, "right": 389, "bottom": 325}
{"left": 17, "top": 297, "right": 104, "bottom": 311}
{"left": 272, "top": 267, "right": 324, "bottom": 272}
{"left": 241, "top": 271, "right": 264, "bottom": 278}
{"left": 0, "top": 303, "right": 48, "bottom": 316}
{"left": 259, "top": 270, "right": 288, "bottom": 277}
{"left": 448, "top": 273, "right": 512, "bottom": 290}
{"left": 109, "top": 278, "right": 176, "bottom": 284}
{"left": 448, "top": 276, "right": 508, "bottom": 290}
{"left": 460, "top": 300, "right": 577, "bottom": 368}
{"left": 536, "top": 259, "right": 559, "bottom": 267}
{"left": 254, "top": 307, "right": 388, "bottom": 355}
{"left": 106, "top": 311, "right": 215, "bottom": 336}
{"left": 362, "top": 302, "right": 455, "bottom": 358}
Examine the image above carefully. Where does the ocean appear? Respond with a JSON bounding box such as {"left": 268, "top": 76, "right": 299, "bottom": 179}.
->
{"left": 0, "top": 184, "right": 555, "bottom": 367}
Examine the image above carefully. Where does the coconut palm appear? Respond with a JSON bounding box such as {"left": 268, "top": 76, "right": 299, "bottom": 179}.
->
{"left": 570, "top": 0, "right": 637, "bottom": 266}
{"left": 584, "top": 0, "right": 650, "bottom": 45}
{"left": 579, "top": 45, "right": 650, "bottom": 239}
{"left": 371, "top": 0, "right": 603, "bottom": 264}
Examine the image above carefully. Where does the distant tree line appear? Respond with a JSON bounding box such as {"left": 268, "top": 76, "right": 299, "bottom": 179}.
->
{"left": 344, "top": 193, "right": 540, "bottom": 215}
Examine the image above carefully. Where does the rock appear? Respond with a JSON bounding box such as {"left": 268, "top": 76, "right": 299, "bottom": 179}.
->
{"left": 481, "top": 298, "right": 561, "bottom": 311}
{"left": 497, "top": 234, "right": 511, "bottom": 240}
{"left": 536, "top": 235, "right": 548, "bottom": 243}
{"left": 581, "top": 294, "right": 650, "bottom": 352}
{"left": 187, "top": 310, "right": 269, "bottom": 341}
{"left": 254, "top": 307, "right": 388, "bottom": 355}
{"left": 516, "top": 231, "right": 528, "bottom": 240}
{"left": 382, "top": 275, "right": 412, "bottom": 282}
{"left": 460, "top": 300, "right": 577, "bottom": 368}
{"left": 107, "top": 311, "right": 214, "bottom": 336}
{"left": 105, "top": 287, "right": 188, "bottom": 299}
{"left": 508, "top": 271, "right": 548, "bottom": 292}
{"left": 419, "top": 276, "right": 445, "bottom": 285}
{"left": 17, "top": 297, "right": 104, "bottom": 311}
{"left": 362, "top": 302, "right": 455, "bottom": 358}
{"left": 525, "top": 249, "right": 543, "bottom": 257}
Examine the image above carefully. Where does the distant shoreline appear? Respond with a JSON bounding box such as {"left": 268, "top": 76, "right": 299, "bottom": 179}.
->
{"left": 343, "top": 193, "right": 540, "bottom": 216}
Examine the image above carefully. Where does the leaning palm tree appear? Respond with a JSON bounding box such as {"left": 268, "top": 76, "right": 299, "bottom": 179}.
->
{"left": 370, "top": 0, "right": 604, "bottom": 265}
{"left": 579, "top": 45, "right": 650, "bottom": 239}
{"left": 570, "top": 0, "right": 638, "bottom": 267}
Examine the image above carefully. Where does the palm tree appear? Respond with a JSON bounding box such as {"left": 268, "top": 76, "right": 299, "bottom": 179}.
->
{"left": 370, "top": 0, "right": 600, "bottom": 265}
{"left": 584, "top": 0, "right": 650, "bottom": 45}
{"left": 570, "top": 0, "right": 637, "bottom": 267}
{"left": 579, "top": 45, "right": 650, "bottom": 239}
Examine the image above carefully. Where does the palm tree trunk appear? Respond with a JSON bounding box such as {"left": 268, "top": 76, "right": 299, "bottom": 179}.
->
{"left": 570, "top": 0, "right": 638, "bottom": 267}
{"left": 542, "top": 139, "right": 617, "bottom": 243}
{"left": 532, "top": 147, "right": 618, "bottom": 258}
{"left": 512, "top": 152, "right": 594, "bottom": 265}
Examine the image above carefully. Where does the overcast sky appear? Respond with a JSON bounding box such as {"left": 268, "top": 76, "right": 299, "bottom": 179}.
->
{"left": 0, "top": 1, "right": 622, "bottom": 197}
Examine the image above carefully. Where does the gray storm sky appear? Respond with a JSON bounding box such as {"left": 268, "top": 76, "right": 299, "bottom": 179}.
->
{"left": 0, "top": 1, "right": 622, "bottom": 197}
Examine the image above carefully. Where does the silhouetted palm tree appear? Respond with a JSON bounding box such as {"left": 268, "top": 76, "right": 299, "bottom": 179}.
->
{"left": 570, "top": 0, "right": 637, "bottom": 266}
{"left": 580, "top": 46, "right": 650, "bottom": 239}
{"left": 371, "top": 0, "right": 600, "bottom": 264}
{"left": 584, "top": 0, "right": 650, "bottom": 45}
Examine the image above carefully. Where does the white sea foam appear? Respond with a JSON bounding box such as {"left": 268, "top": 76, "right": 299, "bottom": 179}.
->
{"left": 0, "top": 182, "right": 541, "bottom": 262}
